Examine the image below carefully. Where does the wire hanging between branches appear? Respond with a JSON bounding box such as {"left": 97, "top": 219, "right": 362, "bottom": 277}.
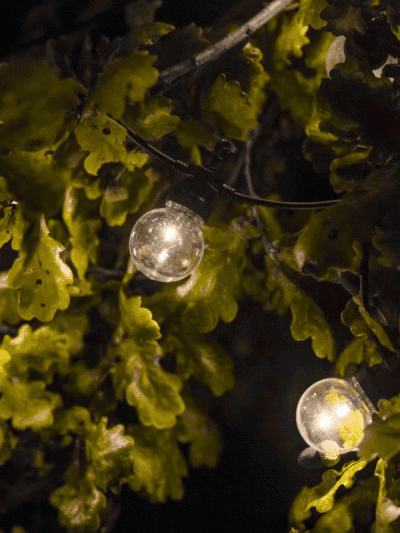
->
{"left": 107, "top": 114, "right": 341, "bottom": 210}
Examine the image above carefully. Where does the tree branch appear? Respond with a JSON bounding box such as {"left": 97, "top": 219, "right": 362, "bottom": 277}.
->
{"left": 156, "top": 0, "right": 295, "bottom": 89}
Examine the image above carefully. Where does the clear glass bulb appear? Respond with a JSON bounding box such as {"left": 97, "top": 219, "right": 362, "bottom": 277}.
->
{"left": 296, "top": 378, "right": 374, "bottom": 459}
{"left": 129, "top": 200, "right": 204, "bottom": 282}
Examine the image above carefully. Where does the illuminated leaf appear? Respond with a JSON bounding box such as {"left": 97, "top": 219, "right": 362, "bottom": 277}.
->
{"left": 175, "top": 394, "right": 221, "bottom": 467}
{"left": 274, "top": 12, "right": 310, "bottom": 67}
{"left": 304, "top": 458, "right": 367, "bottom": 512}
{"left": 63, "top": 187, "right": 101, "bottom": 280}
{"left": 125, "top": 425, "right": 188, "bottom": 502}
{"left": 297, "top": 0, "right": 328, "bottom": 30}
{"left": 1, "top": 323, "right": 70, "bottom": 384}
{"left": 75, "top": 110, "right": 148, "bottom": 176}
{"left": 202, "top": 42, "right": 268, "bottom": 141}
{"left": 126, "top": 95, "right": 180, "bottom": 139}
{"left": 119, "top": 291, "right": 161, "bottom": 343}
{"left": 88, "top": 49, "right": 158, "bottom": 118}
{"left": 164, "top": 331, "right": 235, "bottom": 396}
{"left": 294, "top": 163, "right": 400, "bottom": 280}
{"left": 0, "top": 419, "right": 18, "bottom": 465}
{"left": 50, "top": 468, "right": 107, "bottom": 532}
{"left": 100, "top": 166, "right": 156, "bottom": 226}
{"left": 358, "top": 413, "right": 400, "bottom": 463}
{"left": 265, "top": 256, "right": 336, "bottom": 360}
{"left": 0, "top": 379, "right": 62, "bottom": 431}
{"left": 0, "top": 58, "right": 83, "bottom": 151}
{"left": 7, "top": 217, "right": 74, "bottom": 322}
{"left": 111, "top": 338, "right": 184, "bottom": 429}
{"left": 85, "top": 417, "right": 135, "bottom": 491}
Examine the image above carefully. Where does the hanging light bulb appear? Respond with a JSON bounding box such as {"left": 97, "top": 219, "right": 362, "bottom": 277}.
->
{"left": 129, "top": 200, "right": 205, "bottom": 282}
{"left": 296, "top": 377, "right": 376, "bottom": 461}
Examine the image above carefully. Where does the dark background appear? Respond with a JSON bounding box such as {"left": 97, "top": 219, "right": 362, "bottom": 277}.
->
{"left": 0, "top": 1, "right": 354, "bottom": 532}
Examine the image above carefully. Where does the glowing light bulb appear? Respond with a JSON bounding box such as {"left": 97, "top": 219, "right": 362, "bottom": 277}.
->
{"left": 129, "top": 200, "right": 205, "bottom": 282}
{"left": 296, "top": 378, "right": 374, "bottom": 460}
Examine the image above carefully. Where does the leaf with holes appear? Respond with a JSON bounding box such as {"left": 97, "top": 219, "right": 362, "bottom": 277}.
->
{"left": 74, "top": 110, "right": 148, "bottom": 176}
{"left": 7, "top": 217, "right": 74, "bottom": 322}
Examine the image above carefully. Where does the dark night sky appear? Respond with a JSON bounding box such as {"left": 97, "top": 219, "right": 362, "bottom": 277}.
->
{"left": 0, "top": 1, "right": 356, "bottom": 532}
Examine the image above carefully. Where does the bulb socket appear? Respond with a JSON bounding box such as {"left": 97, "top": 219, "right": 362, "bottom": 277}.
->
{"left": 351, "top": 353, "right": 400, "bottom": 408}
{"left": 165, "top": 177, "right": 217, "bottom": 222}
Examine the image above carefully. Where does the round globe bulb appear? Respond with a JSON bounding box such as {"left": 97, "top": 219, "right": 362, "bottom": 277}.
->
{"left": 296, "top": 378, "right": 374, "bottom": 459}
{"left": 129, "top": 201, "right": 204, "bottom": 282}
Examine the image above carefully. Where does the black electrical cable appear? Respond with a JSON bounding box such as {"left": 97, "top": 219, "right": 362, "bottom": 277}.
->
{"left": 108, "top": 114, "right": 341, "bottom": 210}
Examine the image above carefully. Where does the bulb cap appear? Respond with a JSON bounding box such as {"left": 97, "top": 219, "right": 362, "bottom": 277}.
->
{"left": 166, "top": 177, "right": 217, "bottom": 222}
{"left": 352, "top": 354, "right": 400, "bottom": 407}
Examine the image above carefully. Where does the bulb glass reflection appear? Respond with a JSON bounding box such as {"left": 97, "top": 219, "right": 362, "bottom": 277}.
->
{"left": 296, "top": 378, "right": 374, "bottom": 459}
{"left": 129, "top": 201, "right": 204, "bottom": 282}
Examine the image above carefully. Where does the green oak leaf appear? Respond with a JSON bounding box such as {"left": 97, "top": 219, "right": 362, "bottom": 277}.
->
{"left": 376, "top": 393, "right": 400, "bottom": 421}
{"left": 265, "top": 256, "right": 336, "bottom": 361}
{"left": 179, "top": 221, "right": 258, "bottom": 334}
{"left": 39, "top": 406, "right": 91, "bottom": 447}
{"left": 175, "top": 394, "right": 221, "bottom": 467}
{"left": 50, "top": 306, "right": 90, "bottom": 356}
{"left": 63, "top": 187, "right": 101, "bottom": 280}
{"left": 274, "top": 12, "right": 310, "bottom": 67}
{"left": 320, "top": 3, "right": 366, "bottom": 36}
{"left": 202, "top": 43, "right": 268, "bottom": 141}
{"left": 0, "top": 142, "right": 71, "bottom": 217}
{"left": 142, "top": 220, "right": 259, "bottom": 334}
{"left": 63, "top": 360, "right": 104, "bottom": 398}
{"left": 174, "top": 120, "right": 218, "bottom": 165}
{"left": 125, "top": 425, "right": 188, "bottom": 502}
{"left": 0, "top": 205, "right": 14, "bottom": 249}
{"left": 0, "top": 418, "right": 18, "bottom": 465}
{"left": 343, "top": 298, "right": 396, "bottom": 352}
{"left": 100, "top": 166, "right": 156, "bottom": 226}
{"left": 131, "top": 22, "right": 175, "bottom": 45}
{"left": 305, "top": 458, "right": 368, "bottom": 513}
{"left": 111, "top": 338, "right": 185, "bottom": 429}
{"left": 126, "top": 95, "right": 180, "bottom": 139}
{"left": 87, "top": 49, "right": 158, "bottom": 118}
{"left": 0, "top": 274, "right": 21, "bottom": 325}
{"left": 75, "top": 110, "right": 148, "bottom": 175}
{"left": 373, "top": 458, "right": 400, "bottom": 532}
{"left": 202, "top": 73, "right": 258, "bottom": 141}
{"left": 270, "top": 69, "right": 320, "bottom": 129}
{"left": 358, "top": 413, "right": 400, "bottom": 463}
{"left": 1, "top": 323, "right": 70, "bottom": 384}
{"left": 329, "top": 149, "right": 372, "bottom": 194}
{"left": 85, "top": 417, "right": 135, "bottom": 492}
{"left": 0, "top": 379, "right": 62, "bottom": 431}
{"left": 119, "top": 291, "right": 161, "bottom": 343}
{"left": 297, "top": 0, "right": 328, "bottom": 30}
{"left": 293, "top": 163, "right": 400, "bottom": 280}
{"left": 309, "top": 475, "right": 379, "bottom": 532}
{"left": 288, "top": 485, "right": 313, "bottom": 533}
{"left": 335, "top": 336, "right": 381, "bottom": 379}
{"left": 0, "top": 349, "right": 10, "bottom": 385}
{"left": 164, "top": 331, "right": 235, "bottom": 396}
{"left": 7, "top": 217, "right": 74, "bottom": 322}
{"left": 0, "top": 58, "right": 83, "bottom": 151}
{"left": 50, "top": 468, "right": 107, "bottom": 532}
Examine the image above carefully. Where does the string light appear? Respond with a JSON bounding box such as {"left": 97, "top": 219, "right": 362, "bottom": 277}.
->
{"left": 129, "top": 200, "right": 205, "bottom": 282}
{"left": 106, "top": 115, "right": 400, "bottom": 472}
{"left": 296, "top": 377, "right": 376, "bottom": 461}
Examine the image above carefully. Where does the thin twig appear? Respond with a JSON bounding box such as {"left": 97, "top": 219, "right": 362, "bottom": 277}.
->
{"left": 156, "top": 0, "right": 294, "bottom": 89}
{"left": 244, "top": 131, "right": 278, "bottom": 257}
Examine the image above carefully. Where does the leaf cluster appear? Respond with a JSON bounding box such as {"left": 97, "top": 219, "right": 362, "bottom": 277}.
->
{"left": 1, "top": 0, "right": 400, "bottom": 531}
